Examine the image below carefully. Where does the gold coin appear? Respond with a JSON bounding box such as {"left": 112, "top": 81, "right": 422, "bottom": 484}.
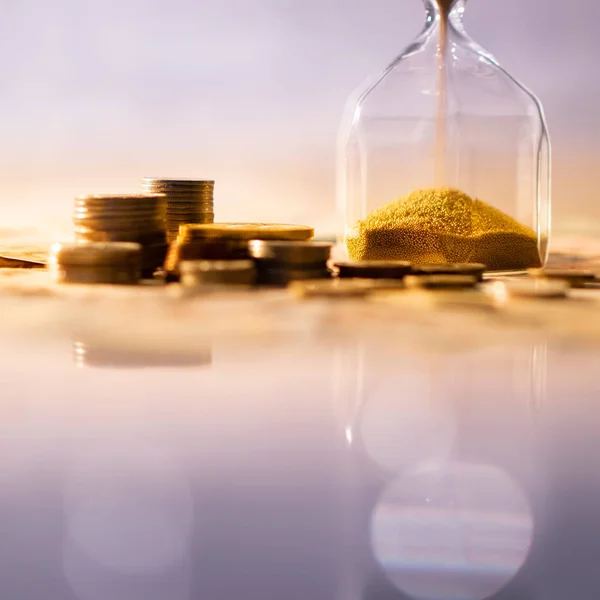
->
{"left": 404, "top": 274, "right": 478, "bottom": 290}
{"left": 180, "top": 223, "right": 314, "bottom": 242}
{"left": 528, "top": 268, "right": 596, "bottom": 288}
{"left": 290, "top": 279, "right": 371, "bottom": 299}
{"left": 249, "top": 240, "right": 332, "bottom": 264}
{"left": 503, "top": 279, "right": 569, "bottom": 299}
{"left": 411, "top": 263, "right": 487, "bottom": 281}
{"left": 49, "top": 242, "right": 142, "bottom": 267}
{"left": 335, "top": 260, "right": 412, "bottom": 279}
{"left": 50, "top": 264, "right": 141, "bottom": 285}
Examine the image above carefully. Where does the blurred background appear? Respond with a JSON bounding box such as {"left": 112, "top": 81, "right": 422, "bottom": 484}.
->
{"left": 0, "top": 0, "right": 596, "bottom": 241}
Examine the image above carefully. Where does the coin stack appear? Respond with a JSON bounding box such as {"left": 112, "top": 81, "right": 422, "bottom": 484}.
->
{"left": 141, "top": 179, "right": 215, "bottom": 243}
{"left": 73, "top": 194, "right": 167, "bottom": 278}
{"left": 249, "top": 240, "right": 333, "bottom": 286}
{"left": 48, "top": 242, "right": 142, "bottom": 284}
{"left": 164, "top": 223, "right": 315, "bottom": 281}
{"left": 179, "top": 259, "right": 257, "bottom": 289}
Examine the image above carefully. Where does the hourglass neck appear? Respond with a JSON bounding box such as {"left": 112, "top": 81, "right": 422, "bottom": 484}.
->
{"left": 424, "top": 0, "right": 467, "bottom": 23}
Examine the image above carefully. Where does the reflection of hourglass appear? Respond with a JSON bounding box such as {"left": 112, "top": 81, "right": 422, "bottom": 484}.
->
{"left": 337, "top": 0, "right": 551, "bottom": 269}
{"left": 334, "top": 337, "right": 547, "bottom": 600}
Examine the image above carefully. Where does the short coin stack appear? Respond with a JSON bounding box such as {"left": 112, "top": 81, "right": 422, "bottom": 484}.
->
{"left": 49, "top": 242, "right": 142, "bottom": 284}
{"left": 164, "top": 223, "right": 315, "bottom": 281}
{"left": 73, "top": 194, "right": 167, "bottom": 277}
{"left": 179, "top": 260, "right": 257, "bottom": 289}
{"left": 142, "top": 179, "right": 215, "bottom": 242}
{"left": 249, "top": 240, "right": 332, "bottom": 286}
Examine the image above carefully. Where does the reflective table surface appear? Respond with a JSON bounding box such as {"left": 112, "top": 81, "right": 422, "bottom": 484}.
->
{"left": 1, "top": 269, "right": 600, "bottom": 600}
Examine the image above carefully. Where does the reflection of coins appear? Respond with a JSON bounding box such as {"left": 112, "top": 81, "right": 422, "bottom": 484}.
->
{"left": 405, "top": 274, "right": 478, "bottom": 290}
{"left": 179, "top": 259, "right": 256, "bottom": 287}
{"left": 528, "top": 268, "right": 596, "bottom": 288}
{"left": 335, "top": 260, "right": 412, "bottom": 280}
{"left": 180, "top": 223, "right": 314, "bottom": 242}
{"left": 411, "top": 263, "right": 487, "bottom": 281}
{"left": 49, "top": 242, "right": 142, "bottom": 285}
{"left": 73, "top": 341, "right": 212, "bottom": 369}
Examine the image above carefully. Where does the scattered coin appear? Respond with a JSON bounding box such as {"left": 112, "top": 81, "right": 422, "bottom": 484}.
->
{"left": 410, "top": 263, "right": 487, "bottom": 282}
{"left": 256, "top": 266, "right": 332, "bottom": 286}
{"left": 502, "top": 279, "right": 569, "bottom": 299}
{"left": 179, "top": 259, "right": 256, "bottom": 287}
{"left": 290, "top": 279, "right": 372, "bottom": 299}
{"left": 528, "top": 268, "right": 597, "bottom": 288}
{"left": 404, "top": 274, "right": 478, "bottom": 290}
{"left": 335, "top": 260, "right": 412, "bottom": 280}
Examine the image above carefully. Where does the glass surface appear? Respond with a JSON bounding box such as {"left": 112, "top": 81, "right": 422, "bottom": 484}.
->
{"left": 337, "top": 0, "right": 551, "bottom": 271}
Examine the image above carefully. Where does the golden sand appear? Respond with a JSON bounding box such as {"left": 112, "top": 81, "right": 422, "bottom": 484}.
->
{"left": 346, "top": 188, "right": 542, "bottom": 271}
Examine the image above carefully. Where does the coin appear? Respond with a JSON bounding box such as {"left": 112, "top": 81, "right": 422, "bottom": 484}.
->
{"left": 179, "top": 259, "right": 256, "bottom": 286}
{"left": 180, "top": 223, "right": 314, "bottom": 242}
{"left": 49, "top": 242, "right": 142, "bottom": 285}
{"left": 404, "top": 274, "right": 478, "bottom": 290}
{"left": 73, "top": 218, "right": 166, "bottom": 233}
{"left": 256, "top": 266, "right": 331, "bottom": 286}
{"left": 75, "top": 194, "right": 166, "bottom": 209}
{"left": 411, "top": 263, "right": 487, "bottom": 281}
{"left": 528, "top": 268, "right": 597, "bottom": 288}
{"left": 503, "top": 279, "right": 569, "bottom": 299}
{"left": 50, "top": 264, "right": 141, "bottom": 285}
{"left": 289, "top": 279, "right": 372, "bottom": 299}
{"left": 142, "top": 178, "right": 215, "bottom": 188}
{"left": 335, "top": 260, "right": 412, "bottom": 279}
{"left": 249, "top": 240, "right": 332, "bottom": 265}
{"left": 49, "top": 242, "right": 142, "bottom": 266}
{"left": 74, "top": 229, "right": 167, "bottom": 245}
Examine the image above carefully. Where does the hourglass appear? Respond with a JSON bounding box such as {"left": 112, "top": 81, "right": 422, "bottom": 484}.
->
{"left": 337, "top": 0, "right": 551, "bottom": 272}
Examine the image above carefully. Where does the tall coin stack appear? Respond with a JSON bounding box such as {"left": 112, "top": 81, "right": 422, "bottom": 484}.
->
{"left": 73, "top": 194, "right": 168, "bottom": 278}
{"left": 141, "top": 179, "right": 215, "bottom": 243}
{"left": 249, "top": 240, "right": 333, "bottom": 286}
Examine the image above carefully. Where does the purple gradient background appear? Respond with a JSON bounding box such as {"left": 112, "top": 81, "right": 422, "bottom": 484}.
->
{"left": 0, "top": 0, "right": 595, "bottom": 239}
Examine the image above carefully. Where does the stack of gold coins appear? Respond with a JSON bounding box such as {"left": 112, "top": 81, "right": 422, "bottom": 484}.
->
{"left": 73, "top": 194, "right": 167, "bottom": 278}
{"left": 179, "top": 260, "right": 256, "bottom": 289}
{"left": 164, "top": 223, "right": 315, "bottom": 281}
{"left": 249, "top": 240, "right": 332, "bottom": 286}
{"left": 48, "top": 242, "right": 142, "bottom": 284}
{"left": 141, "top": 179, "right": 215, "bottom": 242}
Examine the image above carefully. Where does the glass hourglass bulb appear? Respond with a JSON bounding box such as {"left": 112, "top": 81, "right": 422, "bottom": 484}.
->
{"left": 337, "top": 0, "right": 550, "bottom": 272}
